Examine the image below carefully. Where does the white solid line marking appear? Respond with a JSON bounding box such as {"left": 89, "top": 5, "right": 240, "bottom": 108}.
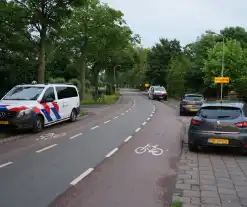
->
{"left": 124, "top": 136, "right": 132, "bottom": 142}
{"left": 135, "top": 128, "right": 141, "bottom": 132}
{"left": 69, "top": 133, "right": 83, "bottom": 140}
{"left": 105, "top": 148, "right": 119, "bottom": 157}
{"left": 36, "top": 144, "right": 57, "bottom": 153}
{"left": 121, "top": 113, "right": 124, "bottom": 115}
{"left": 147, "top": 117, "right": 150, "bottom": 120}
{"left": 70, "top": 168, "right": 94, "bottom": 185}
{"left": 113, "top": 116, "right": 119, "bottom": 119}
{"left": 142, "top": 121, "right": 147, "bottom": 125}
{"left": 0, "top": 162, "right": 13, "bottom": 169}
{"left": 91, "top": 125, "right": 99, "bottom": 130}
{"left": 104, "top": 120, "right": 111, "bottom": 124}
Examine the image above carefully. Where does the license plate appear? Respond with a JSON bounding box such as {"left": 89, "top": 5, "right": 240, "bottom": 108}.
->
{"left": 208, "top": 138, "right": 229, "bottom": 144}
{"left": 0, "top": 121, "right": 8, "bottom": 125}
{"left": 190, "top": 109, "right": 198, "bottom": 112}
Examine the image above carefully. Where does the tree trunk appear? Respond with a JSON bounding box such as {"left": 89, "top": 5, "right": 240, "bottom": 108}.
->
{"left": 79, "top": 54, "right": 86, "bottom": 101}
{"left": 37, "top": 32, "right": 46, "bottom": 83}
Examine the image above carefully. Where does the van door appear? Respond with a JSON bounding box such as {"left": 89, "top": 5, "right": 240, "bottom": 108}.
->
{"left": 40, "top": 87, "right": 62, "bottom": 124}
{"left": 55, "top": 86, "right": 72, "bottom": 118}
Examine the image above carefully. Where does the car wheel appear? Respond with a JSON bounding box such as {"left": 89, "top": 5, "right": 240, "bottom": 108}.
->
{"left": 188, "top": 141, "right": 198, "bottom": 152}
{"left": 241, "top": 148, "right": 247, "bottom": 156}
{"left": 70, "top": 109, "right": 77, "bottom": 122}
{"left": 163, "top": 97, "right": 167, "bottom": 101}
{"left": 179, "top": 110, "right": 183, "bottom": 116}
{"left": 32, "top": 115, "right": 44, "bottom": 133}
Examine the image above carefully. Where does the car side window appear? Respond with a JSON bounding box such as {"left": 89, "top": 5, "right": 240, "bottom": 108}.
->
{"left": 243, "top": 105, "right": 247, "bottom": 117}
{"left": 151, "top": 87, "right": 154, "bottom": 93}
{"left": 41, "top": 87, "right": 55, "bottom": 103}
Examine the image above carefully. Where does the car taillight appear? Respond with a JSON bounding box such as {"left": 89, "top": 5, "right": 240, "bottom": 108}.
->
{"left": 191, "top": 119, "right": 200, "bottom": 126}
{"left": 235, "top": 122, "right": 247, "bottom": 128}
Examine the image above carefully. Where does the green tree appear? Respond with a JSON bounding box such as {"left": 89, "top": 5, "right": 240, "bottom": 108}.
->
{"left": 12, "top": 0, "right": 85, "bottom": 83}
{"left": 145, "top": 38, "right": 181, "bottom": 86}
{"left": 203, "top": 39, "right": 247, "bottom": 95}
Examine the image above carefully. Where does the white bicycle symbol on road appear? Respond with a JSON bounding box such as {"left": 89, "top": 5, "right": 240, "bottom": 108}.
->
{"left": 135, "top": 144, "right": 164, "bottom": 156}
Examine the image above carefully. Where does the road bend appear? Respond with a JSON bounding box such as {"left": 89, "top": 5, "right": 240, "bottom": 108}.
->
{"left": 0, "top": 89, "right": 163, "bottom": 207}
{"left": 49, "top": 96, "right": 183, "bottom": 207}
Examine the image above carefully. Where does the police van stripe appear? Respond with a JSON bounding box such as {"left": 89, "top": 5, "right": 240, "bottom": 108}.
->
{"left": 51, "top": 107, "right": 61, "bottom": 120}
{"left": 41, "top": 109, "right": 53, "bottom": 122}
{"left": 0, "top": 105, "right": 8, "bottom": 111}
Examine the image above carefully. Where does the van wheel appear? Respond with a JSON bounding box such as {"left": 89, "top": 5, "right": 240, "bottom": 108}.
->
{"left": 70, "top": 109, "right": 77, "bottom": 122}
{"left": 32, "top": 115, "right": 44, "bottom": 133}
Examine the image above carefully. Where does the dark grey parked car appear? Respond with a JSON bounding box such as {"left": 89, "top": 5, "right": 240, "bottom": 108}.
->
{"left": 179, "top": 93, "right": 204, "bottom": 116}
{"left": 188, "top": 101, "right": 247, "bottom": 155}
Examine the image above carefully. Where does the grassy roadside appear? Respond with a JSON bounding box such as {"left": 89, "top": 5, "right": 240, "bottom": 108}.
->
{"left": 171, "top": 200, "right": 182, "bottom": 207}
{"left": 81, "top": 92, "right": 120, "bottom": 105}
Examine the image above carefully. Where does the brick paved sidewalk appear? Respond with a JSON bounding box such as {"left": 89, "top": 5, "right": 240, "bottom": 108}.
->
{"left": 172, "top": 142, "right": 247, "bottom": 207}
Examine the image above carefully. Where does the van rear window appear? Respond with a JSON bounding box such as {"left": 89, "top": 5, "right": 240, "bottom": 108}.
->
{"left": 199, "top": 106, "right": 241, "bottom": 120}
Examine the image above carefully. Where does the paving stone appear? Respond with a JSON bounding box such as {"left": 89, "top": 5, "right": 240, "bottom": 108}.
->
{"left": 184, "top": 179, "right": 199, "bottom": 185}
{"left": 175, "top": 183, "right": 191, "bottom": 190}
{"left": 220, "top": 194, "right": 240, "bottom": 202}
{"left": 200, "top": 184, "right": 217, "bottom": 191}
{"left": 221, "top": 201, "right": 242, "bottom": 207}
{"left": 191, "top": 197, "right": 201, "bottom": 205}
{"left": 200, "top": 179, "right": 216, "bottom": 185}
{"left": 183, "top": 190, "right": 200, "bottom": 197}
{"left": 201, "top": 190, "right": 219, "bottom": 198}
{"left": 182, "top": 204, "right": 200, "bottom": 207}
{"left": 218, "top": 188, "right": 237, "bottom": 195}
{"left": 177, "top": 174, "right": 192, "bottom": 179}
{"left": 201, "top": 196, "right": 221, "bottom": 205}
{"left": 200, "top": 170, "right": 214, "bottom": 176}
{"left": 217, "top": 183, "right": 234, "bottom": 189}
{"left": 200, "top": 174, "right": 215, "bottom": 180}
{"left": 240, "top": 198, "right": 247, "bottom": 205}
{"left": 201, "top": 205, "right": 221, "bottom": 207}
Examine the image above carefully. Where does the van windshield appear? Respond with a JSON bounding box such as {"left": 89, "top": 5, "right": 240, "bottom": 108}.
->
{"left": 2, "top": 86, "right": 44, "bottom": 100}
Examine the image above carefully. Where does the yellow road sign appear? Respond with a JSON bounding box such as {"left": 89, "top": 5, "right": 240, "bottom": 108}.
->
{"left": 214, "top": 77, "right": 230, "bottom": 84}
{"left": 144, "top": 83, "right": 150, "bottom": 87}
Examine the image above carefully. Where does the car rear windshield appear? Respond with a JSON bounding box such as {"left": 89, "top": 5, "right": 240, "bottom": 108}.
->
{"left": 199, "top": 106, "right": 241, "bottom": 120}
{"left": 185, "top": 95, "right": 203, "bottom": 101}
{"left": 2, "top": 86, "right": 44, "bottom": 100}
{"left": 154, "top": 87, "right": 166, "bottom": 92}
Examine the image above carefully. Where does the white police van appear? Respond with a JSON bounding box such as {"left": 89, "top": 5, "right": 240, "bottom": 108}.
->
{"left": 0, "top": 83, "right": 80, "bottom": 132}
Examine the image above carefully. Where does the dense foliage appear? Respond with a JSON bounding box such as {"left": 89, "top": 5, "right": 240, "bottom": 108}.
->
{"left": 2, "top": 1, "right": 247, "bottom": 100}
{"left": 0, "top": 0, "right": 141, "bottom": 99}
{"left": 141, "top": 27, "right": 247, "bottom": 99}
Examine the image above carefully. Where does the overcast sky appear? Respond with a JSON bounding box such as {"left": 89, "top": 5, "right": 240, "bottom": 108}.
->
{"left": 102, "top": 0, "right": 247, "bottom": 47}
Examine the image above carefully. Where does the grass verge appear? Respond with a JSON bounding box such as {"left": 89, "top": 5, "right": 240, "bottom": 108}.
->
{"left": 171, "top": 200, "right": 182, "bottom": 207}
{"left": 81, "top": 92, "right": 120, "bottom": 105}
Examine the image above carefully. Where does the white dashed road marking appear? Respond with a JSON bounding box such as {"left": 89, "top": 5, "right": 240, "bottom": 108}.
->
{"left": 0, "top": 162, "right": 13, "bottom": 169}
{"left": 142, "top": 121, "right": 147, "bottom": 126}
{"left": 70, "top": 168, "right": 94, "bottom": 185}
{"left": 150, "top": 114, "right": 153, "bottom": 117}
{"left": 105, "top": 148, "right": 119, "bottom": 158}
{"left": 135, "top": 128, "right": 141, "bottom": 132}
{"left": 121, "top": 113, "right": 124, "bottom": 115}
{"left": 124, "top": 136, "right": 132, "bottom": 142}
{"left": 104, "top": 120, "right": 111, "bottom": 124}
{"left": 113, "top": 116, "right": 119, "bottom": 119}
{"left": 69, "top": 133, "right": 83, "bottom": 140}
{"left": 147, "top": 117, "right": 150, "bottom": 121}
{"left": 91, "top": 125, "right": 99, "bottom": 130}
{"left": 36, "top": 144, "right": 57, "bottom": 153}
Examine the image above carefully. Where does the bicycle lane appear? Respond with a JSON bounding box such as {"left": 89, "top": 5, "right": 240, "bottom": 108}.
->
{"left": 49, "top": 100, "right": 184, "bottom": 207}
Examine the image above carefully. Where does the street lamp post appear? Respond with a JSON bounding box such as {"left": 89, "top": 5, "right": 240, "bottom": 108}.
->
{"left": 220, "top": 35, "right": 225, "bottom": 101}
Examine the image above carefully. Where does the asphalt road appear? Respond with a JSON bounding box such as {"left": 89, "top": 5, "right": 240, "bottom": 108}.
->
{"left": 48, "top": 92, "right": 184, "bottom": 207}
{"left": 0, "top": 89, "right": 183, "bottom": 207}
